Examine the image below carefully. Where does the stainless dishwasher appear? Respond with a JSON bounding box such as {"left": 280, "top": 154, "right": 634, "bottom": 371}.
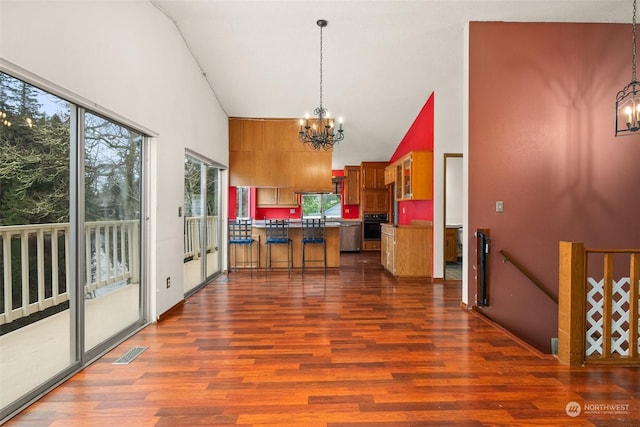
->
{"left": 340, "top": 221, "right": 362, "bottom": 252}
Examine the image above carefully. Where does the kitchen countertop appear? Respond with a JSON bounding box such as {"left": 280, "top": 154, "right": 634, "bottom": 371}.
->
{"left": 251, "top": 220, "right": 342, "bottom": 228}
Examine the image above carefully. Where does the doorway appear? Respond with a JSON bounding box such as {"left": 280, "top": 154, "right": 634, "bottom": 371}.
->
{"left": 444, "top": 154, "right": 463, "bottom": 280}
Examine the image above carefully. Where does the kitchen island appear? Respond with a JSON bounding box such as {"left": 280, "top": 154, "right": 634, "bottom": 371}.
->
{"left": 229, "top": 220, "right": 341, "bottom": 271}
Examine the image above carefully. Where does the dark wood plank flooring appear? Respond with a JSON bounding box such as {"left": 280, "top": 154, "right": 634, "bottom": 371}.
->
{"left": 6, "top": 252, "right": 639, "bottom": 426}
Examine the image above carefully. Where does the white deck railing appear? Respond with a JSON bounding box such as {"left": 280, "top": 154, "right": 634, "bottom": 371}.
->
{"left": 1, "top": 220, "right": 138, "bottom": 326}
{"left": 183, "top": 216, "right": 219, "bottom": 260}
{"left": 1, "top": 216, "right": 219, "bottom": 327}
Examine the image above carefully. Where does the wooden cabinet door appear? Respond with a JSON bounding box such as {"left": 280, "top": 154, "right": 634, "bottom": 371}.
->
{"left": 343, "top": 166, "right": 360, "bottom": 205}
{"left": 361, "top": 168, "right": 377, "bottom": 189}
{"left": 257, "top": 188, "right": 298, "bottom": 206}
{"left": 445, "top": 228, "right": 458, "bottom": 263}
{"left": 361, "top": 162, "right": 387, "bottom": 190}
{"left": 393, "top": 226, "right": 432, "bottom": 277}
{"left": 384, "top": 165, "right": 395, "bottom": 185}
{"left": 408, "top": 151, "right": 433, "bottom": 200}
{"left": 381, "top": 226, "right": 395, "bottom": 274}
{"left": 277, "top": 189, "right": 299, "bottom": 206}
{"left": 361, "top": 190, "right": 386, "bottom": 213}
{"left": 373, "top": 190, "right": 388, "bottom": 212}
{"left": 257, "top": 188, "right": 278, "bottom": 206}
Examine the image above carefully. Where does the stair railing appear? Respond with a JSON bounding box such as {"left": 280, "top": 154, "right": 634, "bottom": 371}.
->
{"left": 558, "top": 241, "right": 640, "bottom": 366}
{"left": 500, "top": 249, "right": 558, "bottom": 304}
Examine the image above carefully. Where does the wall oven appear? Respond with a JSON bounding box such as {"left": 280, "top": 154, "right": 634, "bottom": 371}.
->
{"left": 362, "top": 213, "right": 388, "bottom": 240}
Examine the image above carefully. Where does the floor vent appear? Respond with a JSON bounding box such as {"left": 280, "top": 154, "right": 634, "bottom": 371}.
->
{"left": 113, "top": 346, "right": 147, "bottom": 365}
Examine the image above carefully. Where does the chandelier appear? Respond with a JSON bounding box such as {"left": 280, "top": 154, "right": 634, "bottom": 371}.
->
{"left": 616, "top": 0, "right": 640, "bottom": 136}
{"left": 299, "top": 19, "right": 344, "bottom": 150}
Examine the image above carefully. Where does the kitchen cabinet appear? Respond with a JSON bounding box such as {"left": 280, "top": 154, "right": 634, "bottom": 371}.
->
{"left": 257, "top": 188, "right": 299, "bottom": 207}
{"left": 229, "top": 118, "right": 332, "bottom": 191}
{"left": 360, "top": 161, "right": 388, "bottom": 215}
{"left": 380, "top": 227, "right": 395, "bottom": 273}
{"left": 392, "top": 151, "right": 433, "bottom": 201}
{"left": 361, "top": 190, "right": 388, "bottom": 213}
{"left": 384, "top": 164, "right": 395, "bottom": 185}
{"left": 362, "top": 240, "right": 381, "bottom": 251}
{"left": 360, "top": 161, "right": 387, "bottom": 190}
{"left": 343, "top": 166, "right": 360, "bottom": 205}
{"left": 381, "top": 223, "right": 432, "bottom": 277}
{"left": 445, "top": 227, "right": 460, "bottom": 263}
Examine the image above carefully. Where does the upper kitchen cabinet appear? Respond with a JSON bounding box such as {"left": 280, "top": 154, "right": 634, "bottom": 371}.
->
{"left": 360, "top": 162, "right": 387, "bottom": 190}
{"left": 256, "top": 188, "right": 299, "bottom": 207}
{"left": 393, "top": 151, "right": 433, "bottom": 201}
{"left": 384, "top": 164, "right": 395, "bottom": 185}
{"left": 361, "top": 190, "right": 388, "bottom": 213}
{"left": 343, "top": 166, "right": 360, "bottom": 205}
{"left": 229, "top": 118, "right": 332, "bottom": 192}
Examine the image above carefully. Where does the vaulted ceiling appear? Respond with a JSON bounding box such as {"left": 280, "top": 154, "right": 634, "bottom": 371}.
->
{"left": 151, "top": 0, "right": 630, "bottom": 168}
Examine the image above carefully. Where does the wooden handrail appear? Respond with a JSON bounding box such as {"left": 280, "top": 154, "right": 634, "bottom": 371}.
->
{"left": 499, "top": 249, "right": 558, "bottom": 304}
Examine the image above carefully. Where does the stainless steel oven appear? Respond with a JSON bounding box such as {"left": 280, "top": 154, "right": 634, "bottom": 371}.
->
{"left": 362, "top": 213, "right": 388, "bottom": 241}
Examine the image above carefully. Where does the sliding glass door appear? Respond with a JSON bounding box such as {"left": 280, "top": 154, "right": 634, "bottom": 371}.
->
{"left": 0, "top": 71, "right": 147, "bottom": 420}
{"left": 83, "top": 112, "right": 143, "bottom": 354}
{"left": 0, "top": 72, "right": 76, "bottom": 413}
{"left": 205, "top": 166, "right": 220, "bottom": 278}
{"left": 183, "top": 154, "right": 222, "bottom": 295}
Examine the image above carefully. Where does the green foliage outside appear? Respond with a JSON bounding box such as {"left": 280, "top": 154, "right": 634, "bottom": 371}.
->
{"left": 0, "top": 72, "right": 71, "bottom": 225}
{"left": 302, "top": 193, "right": 341, "bottom": 217}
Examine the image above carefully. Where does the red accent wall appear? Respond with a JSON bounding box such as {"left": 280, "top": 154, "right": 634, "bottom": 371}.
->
{"left": 390, "top": 93, "right": 435, "bottom": 225}
{"left": 390, "top": 92, "right": 435, "bottom": 162}
{"left": 228, "top": 186, "right": 238, "bottom": 219}
{"left": 255, "top": 206, "right": 301, "bottom": 220}
{"left": 335, "top": 168, "right": 360, "bottom": 219}
{"left": 469, "top": 22, "right": 640, "bottom": 352}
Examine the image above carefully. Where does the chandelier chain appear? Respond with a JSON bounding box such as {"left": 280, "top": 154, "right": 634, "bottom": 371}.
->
{"left": 634, "top": 0, "right": 637, "bottom": 81}
{"left": 319, "top": 22, "right": 323, "bottom": 111}
{"left": 298, "top": 19, "right": 344, "bottom": 150}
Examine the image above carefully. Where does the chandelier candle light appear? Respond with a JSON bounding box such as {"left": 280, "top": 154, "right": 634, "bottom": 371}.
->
{"left": 616, "top": 0, "right": 640, "bottom": 135}
{"left": 299, "top": 19, "right": 344, "bottom": 150}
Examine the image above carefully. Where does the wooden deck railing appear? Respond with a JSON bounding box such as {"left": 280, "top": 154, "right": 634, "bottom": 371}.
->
{"left": 558, "top": 241, "right": 640, "bottom": 366}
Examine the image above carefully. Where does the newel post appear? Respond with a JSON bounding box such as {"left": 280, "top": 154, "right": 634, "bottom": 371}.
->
{"left": 558, "top": 241, "right": 585, "bottom": 366}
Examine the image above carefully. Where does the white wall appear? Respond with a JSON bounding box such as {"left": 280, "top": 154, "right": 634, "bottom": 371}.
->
{"left": 0, "top": 0, "right": 229, "bottom": 318}
{"left": 445, "top": 157, "right": 463, "bottom": 226}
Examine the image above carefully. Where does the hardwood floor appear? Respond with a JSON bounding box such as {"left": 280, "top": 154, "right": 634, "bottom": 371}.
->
{"left": 6, "top": 253, "right": 639, "bottom": 426}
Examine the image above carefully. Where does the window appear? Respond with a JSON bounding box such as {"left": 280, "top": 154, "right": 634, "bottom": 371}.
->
{"left": 301, "top": 193, "right": 341, "bottom": 219}
{"left": 236, "top": 187, "right": 250, "bottom": 219}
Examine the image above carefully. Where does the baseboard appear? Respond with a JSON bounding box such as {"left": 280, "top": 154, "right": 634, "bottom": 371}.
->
{"left": 469, "top": 305, "right": 556, "bottom": 360}
{"left": 157, "top": 299, "right": 185, "bottom": 322}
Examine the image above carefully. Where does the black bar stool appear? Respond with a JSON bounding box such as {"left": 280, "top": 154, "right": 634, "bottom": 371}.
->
{"left": 301, "top": 218, "right": 326, "bottom": 274}
{"left": 228, "top": 219, "right": 258, "bottom": 277}
{"left": 265, "top": 219, "right": 292, "bottom": 276}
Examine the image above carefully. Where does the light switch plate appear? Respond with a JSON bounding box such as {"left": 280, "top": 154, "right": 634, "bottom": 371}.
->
{"left": 496, "top": 201, "right": 504, "bottom": 213}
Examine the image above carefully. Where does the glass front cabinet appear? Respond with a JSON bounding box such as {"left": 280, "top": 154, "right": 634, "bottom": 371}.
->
{"left": 390, "top": 151, "right": 433, "bottom": 201}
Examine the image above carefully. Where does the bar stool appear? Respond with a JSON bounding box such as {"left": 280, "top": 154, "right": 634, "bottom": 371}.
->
{"left": 228, "top": 218, "right": 258, "bottom": 277}
{"left": 265, "top": 219, "right": 292, "bottom": 276}
{"left": 301, "top": 218, "right": 326, "bottom": 274}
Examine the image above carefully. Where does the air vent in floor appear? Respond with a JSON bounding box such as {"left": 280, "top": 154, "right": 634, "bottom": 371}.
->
{"left": 112, "top": 346, "right": 147, "bottom": 365}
